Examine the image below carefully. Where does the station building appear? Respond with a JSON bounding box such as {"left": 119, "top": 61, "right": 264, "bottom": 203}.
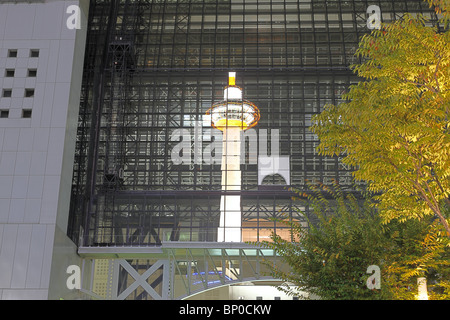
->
{"left": 0, "top": 0, "right": 440, "bottom": 299}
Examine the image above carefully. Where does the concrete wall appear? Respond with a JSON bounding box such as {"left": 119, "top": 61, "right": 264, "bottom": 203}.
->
{"left": 0, "top": 0, "right": 88, "bottom": 299}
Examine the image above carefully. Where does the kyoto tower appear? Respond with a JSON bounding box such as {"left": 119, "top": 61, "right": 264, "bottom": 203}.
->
{"left": 206, "top": 72, "right": 260, "bottom": 242}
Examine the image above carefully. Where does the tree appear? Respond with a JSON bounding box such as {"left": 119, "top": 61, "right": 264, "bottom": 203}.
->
{"left": 310, "top": 12, "right": 450, "bottom": 237}
{"left": 382, "top": 216, "right": 450, "bottom": 300}
{"left": 259, "top": 184, "right": 393, "bottom": 300}
{"left": 426, "top": 0, "right": 450, "bottom": 21}
{"left": 258, "top": 184, "right": 450, "bottom": 300}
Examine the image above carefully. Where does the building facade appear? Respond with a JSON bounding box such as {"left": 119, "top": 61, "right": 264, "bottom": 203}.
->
{"left": 0, "top": 0, "right": 89, "bottom": 299}
{"left": 0, "top": 0, "right": 440, "bottom": 300}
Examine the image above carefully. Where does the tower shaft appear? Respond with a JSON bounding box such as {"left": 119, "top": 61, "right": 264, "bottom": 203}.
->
{"left": 218, "top": 127, "right": 242, "bottom": 242}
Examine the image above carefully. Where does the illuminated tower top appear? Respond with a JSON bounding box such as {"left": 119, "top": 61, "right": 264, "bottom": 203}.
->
{"left": 206, "top": 72, "right": 260, "bottom": 131}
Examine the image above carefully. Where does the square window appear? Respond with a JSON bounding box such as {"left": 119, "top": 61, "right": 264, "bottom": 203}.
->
{"left": 28, "top": 69, "right": 37, "bottom": 77}
{"left": 5, "top": 69, "right": 15, "bottom": 77}
{"left": 22, "top": 109, "right": 32, "bottom": 118}
{"left": 0, "top": 110, "right": 9, "bottom": 118}
{"left": 2, "top": 89, "right": 12, "bottom": 98}
{"left": 25, "top": 89, "right": 35, "bottom": 98}
{"left": 8, "top": 49, "right": 17, "bottom": 58}
{"left": 30, "top": 49, "right": 39, "bottom": 58}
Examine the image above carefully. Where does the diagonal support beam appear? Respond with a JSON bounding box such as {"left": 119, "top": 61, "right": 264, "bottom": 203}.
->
{"left": 115, "top": 259, "right": 169, "bottom": 300}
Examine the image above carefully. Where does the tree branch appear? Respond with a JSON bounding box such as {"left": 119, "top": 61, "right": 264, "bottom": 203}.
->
{"left": 434, "top": 51, "right": 443, "bottom": 93}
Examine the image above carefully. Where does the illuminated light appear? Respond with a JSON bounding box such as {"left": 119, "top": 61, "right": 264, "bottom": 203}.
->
{"left": 206, "top": 102, "right": 260, "bottom": 131}
{"left": 417, "top": 277, "right": 428, "bottom": 300}
{"left": 224, "top": 86, "right": 242, "bottom": 100}
{"left": 190, "top": 271, "right": 233, "bottom": 286}
{"left": 214, "top": 119, "right": 248, "bottom": 130}
{"left": 228, "top": 72, "right": 236, "bottom": 86}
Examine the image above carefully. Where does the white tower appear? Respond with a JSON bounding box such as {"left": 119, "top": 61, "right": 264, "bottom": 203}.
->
{"left": 206, "top": 72, "right": 260, "bottom": 242}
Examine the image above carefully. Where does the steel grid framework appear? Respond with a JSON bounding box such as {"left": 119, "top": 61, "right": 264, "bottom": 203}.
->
{"left": 68, "top": 0, "right": 440, "bottom": 246}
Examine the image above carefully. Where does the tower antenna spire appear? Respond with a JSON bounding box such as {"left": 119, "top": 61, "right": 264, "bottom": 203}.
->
{"left": 228, "top": 72, "right": 236, "bottom": 86}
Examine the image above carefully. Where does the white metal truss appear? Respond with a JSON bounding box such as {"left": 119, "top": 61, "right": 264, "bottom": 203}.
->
{"left": 114, "top": 259, "right": 170, "bottom": 300}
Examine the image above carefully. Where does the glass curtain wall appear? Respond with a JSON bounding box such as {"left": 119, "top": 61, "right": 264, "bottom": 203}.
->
{"left": 68, "top": 0, "right": 439, "bottom": 246}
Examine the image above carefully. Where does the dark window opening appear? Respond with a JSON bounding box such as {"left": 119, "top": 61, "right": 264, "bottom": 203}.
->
{"left": 8, "top": 49, "right": 17, "bottom": 58}
{"left": 5, "top": 69, "right": 15, "bottom": 77}
{"left": 25, "top": 89, "right": 35, "bottom": 98}
{"left": 2, "top": 89, "right": 12, "bottom": 98}
{"left": 22, "top": 109, "right": 32, "bottom": 118}
{"left": 0, "top": 110, "right": 9, "bottom": 118}
{"left": 28, "top": 69, "right": 37, "bottom": 77}
{"left": 30, "top": 49, "right": 39, "bottom": 58}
